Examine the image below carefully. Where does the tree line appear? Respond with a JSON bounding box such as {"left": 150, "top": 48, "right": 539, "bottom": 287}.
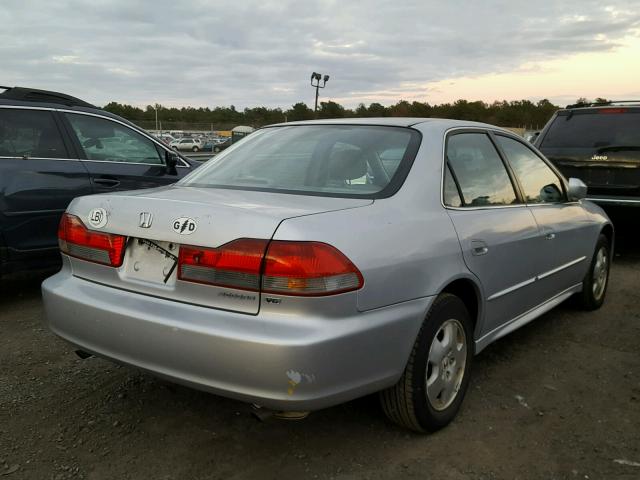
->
{"left": 102, "top": 97, "right": 603, "bottom": 131}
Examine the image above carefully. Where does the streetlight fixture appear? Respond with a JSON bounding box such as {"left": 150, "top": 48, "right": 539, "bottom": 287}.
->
{"left": 154, "top": 103, "right": 160, "bottom": 133}
{"left": 310, "top": 72, "right": 330, "bottom": 112}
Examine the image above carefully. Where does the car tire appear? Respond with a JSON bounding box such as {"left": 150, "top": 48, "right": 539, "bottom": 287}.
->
{"left": 192, "top": 146, "right": 199, "bottom": 152}
{"left": 380, "top": 293, "right": 473, "bottom": 432}
{"left": 577, "top": 234, "right": 610, "bottom": 310}
{"left": 213, "top": 146, "right": 220, "bottom": 153}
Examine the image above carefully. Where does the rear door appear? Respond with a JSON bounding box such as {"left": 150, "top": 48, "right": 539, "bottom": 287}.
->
{"left": 494, "top": 134, "right": 592, "bottom": 298}
{"left": 444, "top": 130, "right": 542, "bottom": 335}
{"left": 537, "top": 108, "right": 640, "bottom": 202}
{"left": 0, "top": 107, "right": 92, "bottom": 265}
{"left": 61, "top": 112, "right": 190, "bottom": 193}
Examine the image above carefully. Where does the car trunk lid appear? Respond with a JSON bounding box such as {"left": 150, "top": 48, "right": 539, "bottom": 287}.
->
{"left": 543, "top": 147, "right": 640, "bottom": 197}
{"left": 65, "top": 186, "right": 372, "bottom": 314}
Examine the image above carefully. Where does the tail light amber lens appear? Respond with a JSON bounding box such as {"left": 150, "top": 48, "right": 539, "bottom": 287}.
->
{"left": 262, "top": 241, "right": 363, "bottom": 296}
{"left": 58, "top": 213, "right": 126, "bottom": 267}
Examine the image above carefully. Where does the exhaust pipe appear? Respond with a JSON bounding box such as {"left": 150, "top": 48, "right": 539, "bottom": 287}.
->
{"left": 251, "top": 404, "right": 310, "bottom": 422}
{"left": 74, "top": 350, "right": 92, "bottom": 359}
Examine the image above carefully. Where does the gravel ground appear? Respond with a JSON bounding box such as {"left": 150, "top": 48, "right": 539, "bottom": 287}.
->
{"left": 1, "top": 236, "right": 638, "bottom": 480}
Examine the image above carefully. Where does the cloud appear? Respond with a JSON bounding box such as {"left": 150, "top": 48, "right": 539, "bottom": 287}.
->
{"left": 1, "top": 0, "right": 639, "bottom": 108}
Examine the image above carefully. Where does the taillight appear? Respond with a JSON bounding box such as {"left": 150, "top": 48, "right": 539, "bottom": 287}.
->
{"left": 178, "top": 239, "right": 363, "bottom": 296}
{"left": 178, "top": 239, "right": 268, "bottom": 291}
{"left": 58, "top": 213, "right": 126, "bottom": 267}
{"left": 263, "top": 241, "right": 363, "bottom": 296}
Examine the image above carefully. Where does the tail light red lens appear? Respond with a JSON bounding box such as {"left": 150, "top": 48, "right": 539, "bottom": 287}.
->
{"left": 58, "top": 213, "right": 126, "bottom": 267}
{"left": 178, "top": 239, "right": 268, "bottom": 291}
{"left": 598, "top": 108, "right": 627, "bottom": 114}
{"left": 178, "top": 239, "right": 363, "bottom": 296}
{"left": 263, "top": 241, "right": 363, "bottom": 296}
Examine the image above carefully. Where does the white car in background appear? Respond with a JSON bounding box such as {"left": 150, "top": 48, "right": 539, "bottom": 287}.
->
{"left": 170, "top": 138, "right": 202, "bottom": 152}
{"left": 157, "top": 133, "right": 176, "bottom": 146}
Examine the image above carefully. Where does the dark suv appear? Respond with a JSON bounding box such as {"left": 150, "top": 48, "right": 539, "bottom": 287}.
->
{"left": 535, "top": 101, "right": 640, "bottom": 209}
{"left": 0, "top": 86, "right": 201, "bottom": 276}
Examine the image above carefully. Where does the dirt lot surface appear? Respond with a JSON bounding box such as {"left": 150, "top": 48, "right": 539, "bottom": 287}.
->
{"left": 1, "top": 235, "right": 639, "bottom": 480}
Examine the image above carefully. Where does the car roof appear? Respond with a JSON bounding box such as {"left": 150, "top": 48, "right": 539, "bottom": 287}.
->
{"left": 268, "top": 117, "right": 514, "bottom": 133}
{"left": 557, "top": 104, "right": 640, "bottom": 114}
{"left": 0, "top": 97, "right": 144, "bottom": 131}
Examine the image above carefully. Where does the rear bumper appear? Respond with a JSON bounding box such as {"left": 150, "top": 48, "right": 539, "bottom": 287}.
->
{"left": 42, "top": 270, "right": 431, "bottom": 411}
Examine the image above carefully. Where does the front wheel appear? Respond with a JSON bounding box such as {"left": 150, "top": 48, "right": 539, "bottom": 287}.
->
{"left": 380, "top": 293, "right": 473, "bottom": 432}
{"left": 577, "top": 234, "right": 610, "bottom": 310}
{"left": 213, "top": 146, "right": 220, "bottom": 153}
{"left": 192, "top": 146, "right": 199, "bottom": 152}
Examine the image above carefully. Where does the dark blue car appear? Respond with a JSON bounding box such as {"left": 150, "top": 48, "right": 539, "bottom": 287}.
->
{"left": 0, "top": 86, "right": 201, "bottom": 276}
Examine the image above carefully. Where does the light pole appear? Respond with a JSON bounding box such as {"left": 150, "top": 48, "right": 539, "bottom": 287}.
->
{"left": 310, "top": 72, "right": 330, "bottom": 112}
{"left": 154, "top": 103, "right": 159, "bottom": 133}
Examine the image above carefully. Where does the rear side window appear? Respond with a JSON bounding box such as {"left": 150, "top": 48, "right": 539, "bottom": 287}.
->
{"left": 0, "top": 109, "right": 68, "bottom": 159}
{"left": 446, "top": 133, "right": 517, "bottom": 207}
{"left": 496, "top": 135, "right": 565, "bottom": 204}
{"left": 66, "top": 113, "right": 163, "bottom": 165}
{"left": 540, "top": 110, "right": 640, "bottom": 149}
{"left": 181, "top": 125, "right": 421, "bottom": 198}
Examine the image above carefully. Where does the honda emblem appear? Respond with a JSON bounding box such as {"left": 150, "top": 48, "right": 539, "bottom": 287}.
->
{"left": 139, "top": 212, "right": 153, "bottom": 228}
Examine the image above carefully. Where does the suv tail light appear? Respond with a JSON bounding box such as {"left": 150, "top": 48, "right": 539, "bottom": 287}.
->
{"left": 262, "top": 241, "right": 363, "bottom": 296}
{"left": 58, "top": 213, "right": 126, "bottom": 267}
{"left": 178, "top": 239, "right": 363, "bottom": 296}
{"left": 178, "top": 239, "right": 268, "bottom": 291}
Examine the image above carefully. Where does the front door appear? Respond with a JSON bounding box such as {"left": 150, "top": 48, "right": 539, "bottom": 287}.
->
{"left": 61, "top": 112, "right": 186, "bottom": 193}
{"left": 494, "top": 134, "right": 593, "bottom": 299}
{"left": 444, "top": 131, "right": 542, "bottom": 336}
{"left": 0, "top": 108, "right": 92, "bottom": 269}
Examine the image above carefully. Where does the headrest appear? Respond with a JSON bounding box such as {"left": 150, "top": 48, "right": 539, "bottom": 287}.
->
{"left": 329, "top": 149, "right": 367, "bottom": 180}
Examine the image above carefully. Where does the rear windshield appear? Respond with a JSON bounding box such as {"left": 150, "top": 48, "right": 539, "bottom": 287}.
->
{"left": 180, "top": 125, "right": 421, "bottom": 198}
{"left": 540, "top": 110, "right": 640, "bottom": 149}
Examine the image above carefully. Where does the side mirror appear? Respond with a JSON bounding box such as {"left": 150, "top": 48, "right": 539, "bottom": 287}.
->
{"left": 165, "top": 150, "right": 179, "bottom": 175}
{"left": 567, "top": 177, "right": 587, "bottom": 201}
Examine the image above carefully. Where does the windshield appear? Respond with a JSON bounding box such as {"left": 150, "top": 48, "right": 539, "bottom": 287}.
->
{"left": 541, "top": 110, "right": 640, "bottom": 149}
{"left": 180, "top": 125, "right": 421, "bottom": 198}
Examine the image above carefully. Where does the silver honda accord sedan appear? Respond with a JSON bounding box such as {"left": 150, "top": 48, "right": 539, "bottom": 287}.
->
{"left": 42, "top": 118, "right": 613, "bottom": 432}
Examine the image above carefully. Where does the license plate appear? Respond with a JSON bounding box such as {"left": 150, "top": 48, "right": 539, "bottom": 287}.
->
{"left": 124, "top": 238, "right": 179, "bottom": 285}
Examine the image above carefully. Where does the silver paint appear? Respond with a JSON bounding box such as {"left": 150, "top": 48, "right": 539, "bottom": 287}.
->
{"left": 42, "top": 118, "right": 612, "bottom": 411}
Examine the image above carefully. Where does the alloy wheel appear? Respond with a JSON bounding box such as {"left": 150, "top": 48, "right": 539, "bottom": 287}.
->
{"left": 426, "top": 318, "right": 467, "bottom": 411}
{"left": 592, "top": 246, "right": 608, "bottom": 301}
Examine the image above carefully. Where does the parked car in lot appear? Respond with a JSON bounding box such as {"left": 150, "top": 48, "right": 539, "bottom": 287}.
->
{"left": 170, "top": 138, "right": 202, "bottom": 152}
{"left": 156, "top": 133, "right": 176, "bottom": 146}
{"left": 535, "top": 100, "right": 640, "bottom": 209}
{"left": 42, "top": 118, "right": 612, "bottom": 432}
{"left": 211, "top": 137, "right": 231, "bottom": 153}
{"left": 0, "top": 86, "right": 201, "bottom": 276}
{"left": 201, "top": 138, "right": 225, "bottom": 152}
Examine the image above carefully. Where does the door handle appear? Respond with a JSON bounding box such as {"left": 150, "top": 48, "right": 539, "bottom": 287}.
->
{"left": 471, "top": 240, "right": 489, "bottom": 256}
{"left": 545, "top": 232, "right": 556, "bottom": 240}
{"left": 93, "top": 178, "right": 120, "bottom": 188}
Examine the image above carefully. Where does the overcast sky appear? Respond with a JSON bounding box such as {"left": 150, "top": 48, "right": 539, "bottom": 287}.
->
{"left": 1, "top": 0, "right": 639, "bottom": 109}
